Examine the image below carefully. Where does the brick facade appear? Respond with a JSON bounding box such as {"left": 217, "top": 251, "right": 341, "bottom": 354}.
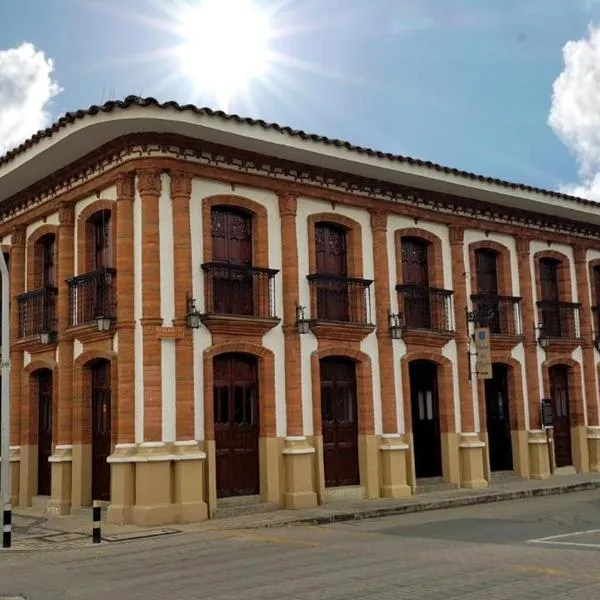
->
{"left": 2, "top": 125, "right": 600, "bottom": 524}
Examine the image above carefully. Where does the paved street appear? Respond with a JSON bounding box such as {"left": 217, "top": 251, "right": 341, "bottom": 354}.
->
{"left": 4, "top": 490, "right": 600, "bottom": 599}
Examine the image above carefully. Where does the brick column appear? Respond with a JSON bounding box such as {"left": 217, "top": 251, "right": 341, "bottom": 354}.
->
{"left": 449, "top": 226, "right": 486, "bottom": 488}
{"left": 136, "top": 169, "right": 163, "bottom": 444}
{"left": 170, "top": 171, "right": 194, "bottom": 442}
{"left": 279, "top": 192, "right": 317, "bottom": 509}
{"left": 48, "top": 202, "right": 75, "bottom": 515}
{"left": 370, "top": 209, "right": 410, "bottom": 498}
{"left": 574, "top": 246, "right": 600, "bottom": 472}
{"left": 9, "top": 226, "right": 25, "bottom": 506}
{"left": 106, "top": 173, "right": 136, "bottom": 524}
{"left": 516, "top": 237, "right": 541, "bottom": 427}
{"left": 516, "top": 237, "right": 549, "bottom": 478}
{"left": 132, "top": 168, "right": 174, "bottom": 526}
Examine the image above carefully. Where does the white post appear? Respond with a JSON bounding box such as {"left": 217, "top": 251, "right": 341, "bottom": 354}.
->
{"left": 0, "top": 250, "right": 10, "bottom": 548}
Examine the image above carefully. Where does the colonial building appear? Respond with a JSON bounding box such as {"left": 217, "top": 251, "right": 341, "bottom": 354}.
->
{"left": 1, "top": 96, "right": 599, "bottom": 526}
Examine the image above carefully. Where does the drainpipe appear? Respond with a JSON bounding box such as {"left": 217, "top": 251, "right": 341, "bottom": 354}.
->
{"left": 0, "top": 250, "right": 10, "bottom": 547}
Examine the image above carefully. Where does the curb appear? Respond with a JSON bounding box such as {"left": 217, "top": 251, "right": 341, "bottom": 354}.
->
{"left": 261, "top": 480, "right": 600, "bottom": 529}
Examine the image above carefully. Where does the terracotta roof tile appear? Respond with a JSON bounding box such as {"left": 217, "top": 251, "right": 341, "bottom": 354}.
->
{"left": 0, "top": 95, "right": 591, "bottom": 207}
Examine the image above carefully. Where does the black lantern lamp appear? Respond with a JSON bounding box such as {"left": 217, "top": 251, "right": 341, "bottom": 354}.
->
{"left": 388, "top": 311, "right": 403, "bottom": 340}
{"left": 186, "top": 293, "right": 202, "bottom": 329}
{"left": 295, "top": 304, "right": 310, "bottom": 334}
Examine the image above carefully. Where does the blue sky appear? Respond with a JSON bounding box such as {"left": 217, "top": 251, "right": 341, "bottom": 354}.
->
{"left": 2, "top": 0, "right": 600, "bottom": 197}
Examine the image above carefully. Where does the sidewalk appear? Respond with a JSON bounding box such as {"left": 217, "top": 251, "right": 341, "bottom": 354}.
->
{"left": 9, "top": 472, "right": 600, "bottom": 551}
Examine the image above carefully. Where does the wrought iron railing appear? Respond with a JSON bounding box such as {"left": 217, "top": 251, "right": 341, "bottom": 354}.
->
{"left": 67, "top": 268, "right": 116, "bottom": 327}
{"left": 307, "top": 274, "right": 373, "bottom": 325}
{"left": 470, "top": 293, "right": 523, "bottom": 336}
{"left": 202, "top": 262, "right": 279, "bottom": 318}
{"left": 537, "top": 300, "right": 581, "bottom": 339}
{"left": 396, "top": 284, "right": 454, "bottom": 332}
{"left": 16, "top": 286, "right": 58, "bottom": 338}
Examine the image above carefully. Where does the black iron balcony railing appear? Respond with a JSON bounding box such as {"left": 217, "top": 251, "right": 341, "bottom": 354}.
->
{"left": 67, "top": 267, "right": 116, "bottom": 327}
{"left": 470, "top": 293, "right": 523, "bottom": 336}
{"left": 202, "top": 262, "right": 279, "bottom": 318}
{"left": 396, "top": 284, "right": 454, "bottom": 332}
{"left": 537, "top": 300, "right": 581, "bottom": 339}
{"left": 17, "top": 286, "right": 58, "bottom": 338}
{"left": 307, "top": 274, "right": 373, "bottom": 325}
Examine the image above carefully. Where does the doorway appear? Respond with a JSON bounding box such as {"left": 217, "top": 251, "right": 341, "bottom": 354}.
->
{"left": 409, "top": 360, "right": 442, "bottom": 478}
{"left": 37, "top": 369, "right": 53, "bottom": 496}
{"left": 91, "top": 360, "right": 112, "bottom": 502}
{"left": 484, "top": 364, "right": 513, "bottom": 472}
{"left": 320, "top": 357, "right": 359, "bottom": 487}
{"left": 549, "top": 365, "right": 572, "bottom": 468}
{"left": 213, "top": 353, "right": 260, "bottom": 498}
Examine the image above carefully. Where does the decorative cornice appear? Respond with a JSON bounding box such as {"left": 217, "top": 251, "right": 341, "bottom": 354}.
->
{"left": 2, "top": 132, "right": 600, "bottom": 242}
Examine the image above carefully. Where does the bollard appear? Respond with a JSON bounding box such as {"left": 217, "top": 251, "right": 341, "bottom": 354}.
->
{"left": 2, "top": 503, "right": 11, "bottom": 549}
{"left": 92, "top": 500, "right": 101, "bottom": 544}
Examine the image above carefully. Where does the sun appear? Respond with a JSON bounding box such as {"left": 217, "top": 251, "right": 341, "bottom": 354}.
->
{"left": 175, "top": 0, "right": 273, "bottom": 110}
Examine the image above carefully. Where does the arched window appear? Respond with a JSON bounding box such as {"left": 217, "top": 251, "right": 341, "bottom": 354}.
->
{"left": 86, "top": 209, "right": 112, "bottom": 272}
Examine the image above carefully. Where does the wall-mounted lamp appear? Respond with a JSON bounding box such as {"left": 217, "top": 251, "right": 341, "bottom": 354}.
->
{"left": 536, "top": 323, "right": 550, "bottom": 349}
{"left": 39, "top": 329, "right": 53, "bottom": 345}
{"left": 96, "top": 315, "right": 113, "bottom": 332}
{"left": 388, "top": 311, "right": 404, "bottom": 340}
{"left": 186, "top": 293, "right": 202, "bottom": 329}
{"left": 295, "top": 304, "right": 310, "bottom": 335}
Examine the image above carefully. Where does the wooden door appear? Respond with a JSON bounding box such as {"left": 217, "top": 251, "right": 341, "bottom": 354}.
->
{"left": 91, "top": 360, "right": 112, "bottom": 502}
{"left": 539, "top": 259, "right": 561, "bottom": 337}
{"left": 37, "top": 370, "right": 53, "bottom": 496}
{"left": 475, "top": 249, "right": 501, "bottom": 333}
{"left": 213, "top": 354, "right": 259, "bottom": 497}
{"left": 484, "top": 364, "right": 513, "bottom": 472}
{"left": 549, "top": 365, "right": 572, "bottom": 468}
{"left": 211, "top": 207, "right": 253, "bottom": 316}
{"left": 321, "top": 357, "right": 359, "bottom": 487}
{"left": 315, "top": 223, "right": 349, "bottom": 322}
{"left": 402, "top": 238, "right": 431, "bottom": 329}
{"left": 410, "top": 361, "right": 442, "bottom": 478}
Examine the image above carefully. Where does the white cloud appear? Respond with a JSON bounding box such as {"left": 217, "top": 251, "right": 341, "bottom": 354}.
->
{"left": 0, "top": 43, "right": 61, "bottom": 156}
{"left": 549, "top": 26, "right": 600, "bottom": 200}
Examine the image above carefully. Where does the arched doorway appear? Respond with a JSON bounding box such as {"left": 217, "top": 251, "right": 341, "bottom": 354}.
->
{"left": 90, "top": 359, "right": 112, "bottom": 502}
{"left": 484, "top": 363, "right": 513, "bottom": 472}
{"left": 36, "top": 369, "right": 53, "bottom": 496}
{"left": 320, "top": 356, "right": 359, "bottom": 487}
{"left": 549, "top": 365, "right": 572, "bottom": 468}
{"left": 213, "top": 353, "right": 260, "bottom": 497}
{"left": 409, "top": 360, "right": 442, "bottom": 478}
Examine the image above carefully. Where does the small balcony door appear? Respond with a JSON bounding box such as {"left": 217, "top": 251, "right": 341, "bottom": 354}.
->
{"left": 475, "top": 249, "right": 501, "bottom": 333}
{"left": 402, "top": 238, "right": 431, "bottom": 329}
{"left": 315, "top": 223, "right": 349, "bottom": 322}
{"left": 539, "top": 259, "right": 561, "bottom": 337}
{"left": 210, "top": 207, "right": 254, "bottom": 315}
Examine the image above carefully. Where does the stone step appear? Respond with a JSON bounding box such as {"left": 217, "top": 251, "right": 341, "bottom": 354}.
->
{"left": 415, "top": 477, "right": 456, "bottom": 494}
{"left": 214, "top": 501, "right": 280, "bottom": 520}
{"left": 490, "top": 470, "right": 523, "bottom": 485}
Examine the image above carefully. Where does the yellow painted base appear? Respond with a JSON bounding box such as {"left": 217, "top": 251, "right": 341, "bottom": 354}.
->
{"left": 528, "top": 430, "right": 551, "bottom": 479}
{"left": 587, "top": 427, "right": 600, "bottom": 472}
{"left": 458, "top": 434, "right": 488, "bottom": 489}
{"left": 282, "top": 438, "right": 318, "bottom": 509}
{"left": 47, "top": 447, "right": 73, "bottom": 516}
{"left": 106, "top": 445, "right": 137, "bottom": 525}
{"left": 173, "top": 442, "right": 208, "bottom": 523}
{"left": 379, "top": 435, "right": 412, "bottom": 498}
{"left": 9, "top": 448, "right": 20, "bottom": 506}
{"left": 571, "top": 426, "right": 589, "bottom": 473}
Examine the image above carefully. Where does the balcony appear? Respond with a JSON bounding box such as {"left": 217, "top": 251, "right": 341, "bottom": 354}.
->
{"left": 306, "top": 274, "right": 374, "bottom": 340}
{"left": 470, "top": 294, "right": 523, "bottom": 337}
{"left": 396, "top": 284, "right": 454, "bottom": 332}
{"left": 67, "top": 268, "right": 116, "bottom": 329}
{"left": 200, "top": 262, "right": 280, "bottom": 336}
{"left": 537, "top": 300, "right": 581, "bottom": 340}
{"left": 17, "top": 286, "right": 57, "bottom": 339}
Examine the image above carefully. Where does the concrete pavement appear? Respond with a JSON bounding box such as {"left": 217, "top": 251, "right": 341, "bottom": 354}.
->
{"left": 4, "top": 489, "right": 600, "bottom": 599}
{"left": 6, "top": 471, "right": 600, "bottom": 551}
